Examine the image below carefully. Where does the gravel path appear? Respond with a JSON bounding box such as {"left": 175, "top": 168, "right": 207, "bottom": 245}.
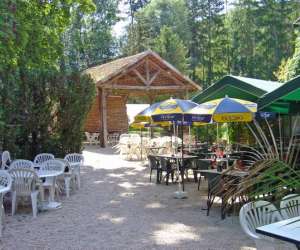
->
{"left": 1, "top": 146, "right": 255, "bottom": 250}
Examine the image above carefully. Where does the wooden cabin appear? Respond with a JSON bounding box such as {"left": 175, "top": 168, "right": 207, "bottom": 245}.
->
{"left": 83, "top": 50, "right": 201, "bottom": 147}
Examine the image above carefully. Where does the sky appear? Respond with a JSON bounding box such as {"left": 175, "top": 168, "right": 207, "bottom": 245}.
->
{"left": 112, "top": 0, "right": 130, "bottom": 38}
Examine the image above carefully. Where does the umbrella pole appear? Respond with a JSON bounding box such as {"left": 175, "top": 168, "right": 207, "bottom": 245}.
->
{"left": 171, "top": 125, "right": 173, "bottom": 150}
{"left": 140, "top": 128, "right": 143, "bottom": 160}
{"left": 278, "top": 113, "right": 283, "bottom": 160}
{"left": 174, "top": 117, "right": 187, "bottom": 199}
{"left": 188, "top": 125, "right": 191, "bottom": 152}
{"left": 227, "top": 123, "right": 229, "bottom": 145}
{"left": 217, "top": 123, "right": 219, "bottom": 144}
{"left": 175, "top": 122, "right": 180, "bottom": 181}
{"left": 173, "top": 122, "right": 176, "bottom": 155}
{"left": 181, "top": 117, "right": 184, "bottom": 186}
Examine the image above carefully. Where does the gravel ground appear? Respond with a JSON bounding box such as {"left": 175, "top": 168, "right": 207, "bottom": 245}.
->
{"left": 1, "top": 146, "right": 255, "bottom": 250}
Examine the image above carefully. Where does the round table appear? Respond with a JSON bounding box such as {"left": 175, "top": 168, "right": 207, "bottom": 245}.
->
{"left": 37, "top": 169, "right": 64, "bottom": 210}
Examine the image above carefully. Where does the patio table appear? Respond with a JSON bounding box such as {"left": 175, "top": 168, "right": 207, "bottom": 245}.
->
{"left": 256, "top": 216, "right": 300, "bottom": 249}
{"left": 0, "top": 183, "right": 10, "bottom": 209}
{"left": 146, "top": 146, "right": 166, "bottom": 154}
{"left": 198, "top": 169, "right": 248, "bottom": 219}
{"left": 0, "top": 184, "right": 10, "bottom": 195}
{"left": 37, "top": 169, "right": 64, "bottom": 210}
{"left": 216, "top": 158, "right": 229, "bottom": 168}
{"left": 153, "top": 154, "right": 198, "bottom": 190}
{"left": 0, "top": 182, "right": 10, "bottom": 234}
{"left": 155, "top": 154, "right": 198, "bottom": 160}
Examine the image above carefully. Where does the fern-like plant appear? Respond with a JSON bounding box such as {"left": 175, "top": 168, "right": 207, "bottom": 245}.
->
{"left": 211, "top": 116, "right": 300, "bottom": 216}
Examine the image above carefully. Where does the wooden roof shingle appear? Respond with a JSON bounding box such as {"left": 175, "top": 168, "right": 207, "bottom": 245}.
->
{"left": 83, "top": 50, "right": 200, "bottom": 92}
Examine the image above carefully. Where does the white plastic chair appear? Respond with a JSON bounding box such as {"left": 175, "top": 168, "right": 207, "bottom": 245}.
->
{"left": 8, "top": 168, "right": 40, "bottom": 218}
{"left": 239, "top": 200, "right": 295, "bottom": 250}
{"left": 55, "top": 159, "right": 73, "bottom": 198}
{"left": 33, "top": 153, "right": 54, "bottom": 165}
{"left": 1, "top": 151, "right": 11, "bottom": 169}
{"left": 280, "top": 194, "right": 300, "bottom": 219}
{"left": 10, "top": 160, "right": 34, "bottom": 170}
{"left": 0, "top": 171, "right": 12, "bottom": 237}
{"left": 85, "top": 132, "right": 91, "bottom": 144}
{"left": 64, "top": 153, "right": 83, "bottom": 189}
{"left": 90, "top": 133, "right": 100, "bottom": 145}
{"left": 40, "top": 159, "right": 65, "bottom": 202}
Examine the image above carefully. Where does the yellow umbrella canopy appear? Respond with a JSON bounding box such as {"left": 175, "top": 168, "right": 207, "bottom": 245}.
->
{"left": 151, "top": 98, "right": 200, "bottom": 122}
{"left": 134, "top": 102, "right": 161, "bottom": 123}
{"left": 134, "top": 98, "right": 200, "bottom": 123}
{"left": 129, "top": 121, "right": 171, "bottom": 129}
{"left": 130, "top": 122, "right": 149, "bottom": 129}
{"left": 188, "top": 97, "right": 257, "bottom": 123}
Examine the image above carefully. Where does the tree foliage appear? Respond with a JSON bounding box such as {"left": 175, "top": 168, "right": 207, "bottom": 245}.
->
{"left": 153, "top": 26, "right": 190, "bottom": 74}
{"left": 0, "top": 0, "right": 97, "bottom": 158}
{"left": 276, "top": 36, "right": 300, "bottom": 81}
{"left": 227, "top": 0, "right": 299, "bottom": 80}
{"left": 123, "top": 0, "right": 191, "bottom": 55}
{"left": 122, "top": 0, "right": 300, "bottom": 87}
{"left": 63, "top": 0, "right": 119, "bottom": 71}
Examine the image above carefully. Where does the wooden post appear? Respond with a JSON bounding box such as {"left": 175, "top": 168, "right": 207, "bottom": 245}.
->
{"left": 146, "top": 58, "right": 150, "bottom": 84}
{"left": 147, "top": 94, "right": 155, "bottom": 104}
{"left": 147, "top": 93, "right": 155, "bottom": 138}
{"left": 101, "top": 88, "right": 108, "bottom": 147}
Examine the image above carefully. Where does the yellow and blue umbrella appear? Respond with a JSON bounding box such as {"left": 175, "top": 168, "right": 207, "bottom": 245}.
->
{"left": 149, "top": 98, "right": 199, "bottom": 122}
{"left": 134, "top": 98, "right": 212, "bottom": 125}
{"left": 129, "top": 121, "right": 171, "bottom": 129}
{"left": 187, "top": 97, "right": 257, "bottom": 123}
{"left": 130, "top": 122, "right": 151, "bottom": 129}
{"left": 134, "top": 102, "right": 162, "bottom": 123}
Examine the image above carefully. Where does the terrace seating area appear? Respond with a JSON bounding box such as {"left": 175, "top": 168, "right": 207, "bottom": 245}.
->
{"left": 0, "top": 137, "right": 299, "bottom": 249}
{"left": 113, "top": 128, "right": 300, "bottom": 249}
{"left": 0, "top": 146, "right": 256, "bottom": 249}
{"left": 0, "top": 151, "right": 83, "bottom": 236}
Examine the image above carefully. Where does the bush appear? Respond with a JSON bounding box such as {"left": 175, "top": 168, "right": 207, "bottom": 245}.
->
{"left": 0, "top": 70, "right": 95, "bottom": 159}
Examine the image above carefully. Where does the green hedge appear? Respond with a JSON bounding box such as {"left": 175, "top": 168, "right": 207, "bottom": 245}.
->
{"left": 0, "top": 69, "right": 95, "bottom": 160}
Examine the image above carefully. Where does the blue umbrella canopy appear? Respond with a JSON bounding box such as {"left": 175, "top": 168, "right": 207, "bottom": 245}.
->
{"left": 134, "top": 102, "right": 162, "bottom": 123}
{"left": 134, "top": 98, "right": 200, "bottom": 123}
{"left": 186, "top": 97, "right": 257, "bottom": 123}
{"left": 150, "top": 98, "right": 199, "bottom": 122}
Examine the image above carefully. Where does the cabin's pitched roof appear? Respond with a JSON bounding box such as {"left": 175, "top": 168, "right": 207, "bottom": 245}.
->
{"left": 83, "top": 50, "right": 200, "bottom": 91}
{"left": 84, "top": 51, "right": 147, "bottom": 84}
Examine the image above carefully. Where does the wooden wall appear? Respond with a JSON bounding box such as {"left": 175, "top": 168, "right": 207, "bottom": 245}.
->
{"left": 84, "top": 93, "right": 128, "bottom": 134}
{"left": 85, "top": 94, "right": 101, "bottom": 132}
{"left": 107, "top": 95, "right": 128, "bottom": 133}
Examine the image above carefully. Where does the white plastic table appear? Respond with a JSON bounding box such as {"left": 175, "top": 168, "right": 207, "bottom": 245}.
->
{"left": 199, "top": 169, "right": 248, "bottom": 177}
{"left": 0, "top": 184, "right": 10, "bottom": 204}
{"left": 256, "top": 216, "right": 300, "bottom": 249}
{"left": 0, "top": 185, "right": 10, "bottom": 194}
{"left": 0, "top": 183, "right": 11, "bottom": 234}
{"left": 155, "top": 154, "right": 198, "bottom": 160}
{"left": 37, "top": 169, "right": 64, "bottom": 210}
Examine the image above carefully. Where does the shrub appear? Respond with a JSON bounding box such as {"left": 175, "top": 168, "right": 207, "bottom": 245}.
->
{"left": 0, "top": 70, "right": 95, "bottom": 159}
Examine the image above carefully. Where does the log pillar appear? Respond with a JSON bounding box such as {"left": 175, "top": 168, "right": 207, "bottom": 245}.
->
{"left": 100, "top": 88, "right": 108, "bottom": 147}
{"left": 147, "top": 93, "right": 155, "bottom": 104}
{"left": 185, "top": 89, "right": 189, "bottom": 99}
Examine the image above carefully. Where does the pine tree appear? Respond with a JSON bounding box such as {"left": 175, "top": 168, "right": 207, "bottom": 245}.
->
{"left": 122, "top": 0, "right": 192, "bottom": 55}
{"left": 186, "top": 0, "right": 225, "bottom": 87}
{"left": 63, "top": 0, "right": 119, "bottom": 71}
{"left": 276, "top": 36, "right": 300, "bottom": 81}
{"left": 153, "top": 26, "right": 190, "bottom": 74}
